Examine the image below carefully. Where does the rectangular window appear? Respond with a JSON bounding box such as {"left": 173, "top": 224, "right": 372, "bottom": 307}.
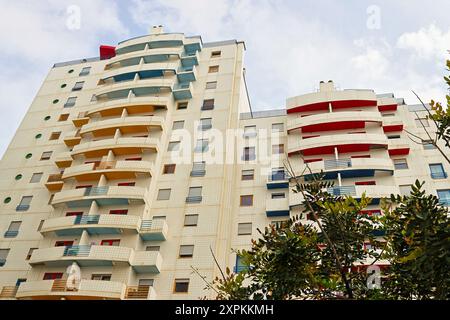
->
{"left": 415, "top": 118, "right": 429, "bottom": 127}
{"left": 186, "top": 187, "right": 202, "bottom": 203}
{"left": 437, "top": 189, "right": 450, "bottom": 206}
{"left": 272, "top": 144, "right": 285, "bottom": 154}
{"left": 109, "top": 209, "right": 128, "bottom": 215}
{"left": 272, "top": 123, "right": 284, "bottom": 132}
{"left": 79, "top": 67, "right": 91, "bottom": 76}
{"left": 422, "top": 140, "right": 436, "bottom": 150}
{"left": 211, "top": 51, "right": 221, "bottom": 58}
{"left": 240, "top": 195, "right": 253, "bottom": 206}
{"left": 55, "top": 241, "right": 74, "bottom": 247}
{"left": 157, "top": 189, "right": 171, "bottom": 200}
{"left": 199, "top": 118, "right": 212, "bottom": 130}
{"left": 172, "top": 120, "right": 184, "bottom": 130}
{"left": 271, "top": 192, "right": 285, "bottom": 199}
{"left": 355, "top": 181, "right": 376, "bottom": 185}
{"left": 72, "top": 81, "right": 84, "bottom": 91}
{"left": 40, "top": 151, "right": 53, "bottom": 160}
{"left": 399, "top": 185, "right": 412, "bottom": 196}
{"left": 17, "top": 196, "right": 32, "bottom": 211}
{"left": 37, "top": 220, "right": 45, "bottom": 231}
{"left": 201, "top": 99, "right": 215, "bottom": 111}
{"left": 243, "top": 125, "right": 257, "bottom": 138}
{"left": 163, "top": 164, "right": 176, "bottom": 174}
{"left": 5, "top": 221, "right": 21, "bottom": 238}
{"left": 26, "top": 248, "right": 37, "bottom": 260}
{"left": 43, "top": 273, "right": 63, "bottom": 280}
{"left": 191, "top": 162, "right": 206, "bottom": 176}
{"left": 429, "top": 163, "right": 447, "bottom": 179}
{"left": 241, "top": 169, "right": 254, "bottom": 181}
{"left": 208, "top": 65, "right": 219, "bottom": 73}
{"left": 100, "top": 239, "right": 120, "bottom": 246}
{"left": 179, "top": 245, "right": 194, "bottom": 258}
{"left": 139, "top": 279, "right": 154, "bottom": 287}
{"left": 184, "top": 214, "right": 199, "bottom": 226}
{"left": 152, "top": 216, "right": 166, "bottom": 220}
{"left": 117, "top": 182, "right": 135, "bottom": 187}
{"left": 205, "top": 81, "right": 217, "bottom": 89}
{"left": 30, "top": 172, "right": 43, "bottom": 183}
{"left": 177, "top": 102, "right": 188, "bottom": 110}
{"left": 393, "top": 158, "right": 408, "bottom": 170}
{"left": 64, "top": 96, "right": 77, "bottom": 108}
{"left": 194, "top": 139, "right": 209, "bottom": 153}
{"left": 382, "top": 113, "right": 395, "bottom": 117}
{"left": 65, "top": 211, "right": 83, "bottom": 217}
{"left": 174, "top": 279, "right": 190, "bottom": 293}
{"left": 58, "top": 113, "right": 69, "bottom": 121}
{"left": 168, "top": 141, "right": 180, "bottom": 151}
{"left": 243, "top": 147, "right": 256, "bottom": 161}
{"left": 271, "top": 167, "right": 286, "bottom": 181}
{"left": 91, "top": 274, "right": 111, "bottom": 281}
{"left": 49, "top": 132, "right": 61, "bottom": 140}
{"left": 238, "top": 223, "right": 252, "bottom": 235}
{"left": 146, "top": 246, "right": 160, "bottom": 252}
{"left": 387, "top": 135, "right": 401, "bottom": 139}
{"left": 0, "top": 249, "right": 10, "bottom": 267}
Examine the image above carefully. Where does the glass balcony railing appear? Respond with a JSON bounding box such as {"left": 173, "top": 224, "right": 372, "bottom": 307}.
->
{"left": 74, "top": 215, "right": 100, "bottom": 225}
{"left": 327, "top": 186, "right": 357, "bottom": 196}
{"left": 84, "top": 186, "right": 109, "bottom": 197}
{"left": 324, "top": 159, "right": 352, "bottom": 170}
{"left": 63, "top": 245, "right": 91, "bottom": 257}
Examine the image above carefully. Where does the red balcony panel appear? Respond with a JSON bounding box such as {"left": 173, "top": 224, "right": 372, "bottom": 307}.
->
{"left": 388, "top": 148, "right": 410, "bottom": 156}
{"left": 378, "top": 104, "right": 397, "bottom": 112}
{"left": 300, "top": 143, "right": 375, "bottom": 156}
{"left": 100, "top": 45, "right": 116, "bottom": 60}
{"left": 355, "top": 181, "right": 376, "bottom": 185}
{"left": 304, "top": 158, "right": 323, "bottom": 163}
{"left": 288, "top": 99, "right": 376, "bottom": 114}
{"left": 302, "top": 120, "right": 366, "bottom": 133}
{"left": 383, "top": 124, "right": 403, "bottom": 133}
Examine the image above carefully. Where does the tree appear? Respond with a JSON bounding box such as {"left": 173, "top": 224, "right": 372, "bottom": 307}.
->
{"left": 380, "top": 180, "right": 450, "bottom": 299}
{"left": 430, "top": 59, "right": 450, "bottom": 149}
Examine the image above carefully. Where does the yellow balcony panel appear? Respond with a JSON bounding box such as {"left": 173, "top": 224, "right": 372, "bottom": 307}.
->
{"left": 45, "top": 174, "right": 64, "bottom": 192}
{"left": 40, "top": 214, "right": 141, "bottom": 236}
{"left": 63, "top": 161, "right": 154, "bottom": 182}
{"left": 71, "top": 137, "right": 159, "bottom": 158}
{"left": 16, "top": 280, "right": 125, "bottom": 300}
{"left": 80, "top": 116, "right": 164, "bottom": 138}
{"left": 63, "top": 130, "right": 82, "bottom": 147}
{"left": 0, "top": 286, "right": 18, "bottom": 299}
{"left": 29, "top": 245, "right": 133, "bottom": 267}
{"left": 55, "top": 152, "right": 73, "bottom": 168}
{"left": 72, "top": 112, "right": 90, "bottom": 128}
{"left": 51, "top": 186, "right": 147, "bottom": 208}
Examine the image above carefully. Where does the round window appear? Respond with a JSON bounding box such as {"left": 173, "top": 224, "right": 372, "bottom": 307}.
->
{"left": 52, "top": 99, "right": 59, "bottom": 104}
{"left": 44, "top": 116, "right": 51, "bottom": 121}
{"left": 35, "top": 133, "right": 42, "bottom": 139}
{"left": 25, "top": 153, "right": 32, "bottom": 159}
{"left": 68, "top": 69, "right": 74, "bottom": 74}
{"left": 15, "top": 174, "right": 23, "bottom": 180}
{"left": 3, "top": 197, "right": 11, "bottom": 204}
{"left": 61, "top": 84, "right": 67, "bottom": 88}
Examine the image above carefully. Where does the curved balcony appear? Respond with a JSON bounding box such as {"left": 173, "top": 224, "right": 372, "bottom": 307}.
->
{"left": 106, "top": 47, "right": 183, "bottom": 68}
{"left": 139, "top": 219, "right": 168, "bottom": 241}
{"left": 115, "top": 34, "right": 186, "bottom": 55}
{"left": 40, "top": 214, "right": 141, "bottom": 236}
{"left": 287, "top": 111, "right": 382, "bottom": 133}
{"left": 287, "top": 89, "right": 377, "bottom": 114}
{"left": 80, "top": 116, "right": 164, "bottom": 138}
{"left": 172, "top": 81, "right": 193, "bottom": 100}
{"left": 45, "top": 174, "right": 64, "bottom": 191}
{"left": 327, "top": 185, "right": 399, "bottom": 204}
{"left": 87, "top": 98, "right": 169, "bottom": 118}
{"left": 288, "top": 133, "right": 388, "bottom": 156}
{"left": 55, "top": 151, "right": 73, "bottom": 168}
{"left": 266, "top": 194, "right": 290, "bottom": 217}
{"left": 51, "top": 186, "right": 147, "bottom": 208}
{"left": 63, "top": 160, "right": 154, "bottom": 181}
{"left": 131, "top": 251, "right": 162, "bottom": 273}
{"left": 71, "top": 137, "right": 159, "bottom": 158}
{"left": 388, "top": 138, "right": 410, "bottom": 156}
{"left": 298, "top": 157, "right": 394, "bottom": 179}
{"left": 382, "top": 117, "right": 403, "bottom": 133}
{"left": 95, "top": 78, "right": 175, "bottom": 99}
{"left": 16, "top": 280, "right": 125, "bottom": 300}
{"left": 101, "top": 61, "right": 179, "bottom": 81}
{"left": 63, "top": 129, "right": 82, "bottom": 147}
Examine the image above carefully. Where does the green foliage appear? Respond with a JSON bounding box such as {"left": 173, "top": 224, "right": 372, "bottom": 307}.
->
{"left": 430, "top": 59, "right": 450, "bottom": 148}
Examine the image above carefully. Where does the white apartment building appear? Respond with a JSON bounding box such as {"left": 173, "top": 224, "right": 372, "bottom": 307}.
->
{"left": 0, "top": 27, "right": 448, "bottom": 300}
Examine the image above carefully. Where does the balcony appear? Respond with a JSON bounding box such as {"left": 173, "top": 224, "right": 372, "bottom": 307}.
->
{"left": 87, "top": 97, "right": 169, "bottom": 118}
{"left": 51, "top": 186, "right": 147, "bottom": 208}
{"left": 100, "top": 61, "right": 179, "bottom": 82}
{"left": 71, "top": 137, "right": 159, "bottom": 158}
{"left": 387, "top": 138, "right": 410, "bottom": 156}
{"left": 288, "top": 133, "right": 388, "bottom": 156}
{"left": 172, "top": 82, "right": 193, "bottom": 100}
{"left": 16, "top": 280, "right": 125, "bottom": 300}
{"left": 177, "top": 65, "right": 197, "bottom": 83}
{"left": 63, "top": 160, "right": 154, "bottom": 181}
{"left": 40, "top": 214, "right": 141, "bottom": 236}
{"left": 108, "top": 46, "right": 183, "bottom": 66}
{"left": 63, "top": 130, "right": 82, "bottom": 147}
{"left": 0, "top": 286, "right": 18, "bottom": 299}
{"left": 29, "top": 245, "right": 132, "bottom": 267}
{"left": 180, "top": 51, "right": 199, "bottom": 67}
{"left": 54, "top": 151, "right": 73, "bottom": 168}
{"left": 382, "top": 117, "right": 403, "bottom": 133}
{"left": 287, "top": 89, "right": 377, "bottom": 114}
{"left": 266, "top": 195, "right": 290, "bottom": 217}
{"left": 45, "top": 174, "right": 64, "bottom": 191}
{"left": 267, "top": 172, "right": 289, "bottom": 189}
{"left": 298, "top": 158, "right": 394, "bottom": 180}
{"left": 131, "top": 251, "right": 162, "bottom": 273}
{"left": 94, "top": 86, "right": 172, "bottom": 105}
{"left": 115, "top": 34, "right": 185, "bottom": 56}
{"left": 140, "top": 219, "right": 168, "bottom": 241}
{"left": 327, "top": 185, "right": 399, "bottom": 204}
{"left": 72, "top": 112, "right": 90, "bottom": 128}
{"left": 125, "top": 285, "right": 156, "bottom": 300}
{"left": 287, "top": 111, "right": 382, "bottom": 133}
{"left": 80, "top": 116, "right": 164, "bottom": 137}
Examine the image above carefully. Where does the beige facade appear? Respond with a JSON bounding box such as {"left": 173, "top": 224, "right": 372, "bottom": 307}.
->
{"left": 0, "top": 28, "right": 449, "bottom": 300}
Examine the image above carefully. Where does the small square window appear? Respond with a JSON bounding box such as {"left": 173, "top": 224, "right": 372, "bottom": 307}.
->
{"left": 0, "top": 249, "right": 10, "bottom": 266}
{"left": 422, "top": 140, "right": 436, "bottom": 150}
{"left": 240, "top": 195, "right": 253, "bottom": 206}
{"left": 174, "top": 279, "right": 190, "bottom": 293}
{"left": 194, "top": 139, "right": 209, "bottom": 153}
{"left": 201, "top": 99, "right": 215, "bottom": 111}
{"left": 168, "top": 141, "right": 180, "bottom": 151}
{"left": 26, "top": 248, "right": 37, "bottom": 260}
{"left": 64, "top": 97, "right": 77, "bottom": 108}
{"left": 186, "top": 187, "right": 202, "bottom": 203}
{"left": 177, "top": 102, "right": 188, "bottom": 110}
{"left": 30, "top": 172, "right": 43, "bottom": 183}
{"left": 184, "top": 214, "right": 199, "bottom": 226}
{"left": 211, "top": 51, "right": 221, "bottom": 58}
{"left": 179, "top": 245, "right": 194, "bottom": 258}
{"left": 79, "top": 67, "right": 91, "bottom": 76}
{"left": 17, "top": 196, "right": 32, "bottom": 211}
{"left": 49, "top": 132, "right": 61, "bottom": 141}
{"left": 40, "top": 151, "right": 53, "bottom": 160}
{"left": 272, "top": 144, "right": 284, "bottom": 154}
{"left": 58, "top": 114, "right": 69, "bottom": 122}
{"left": 163, "top": 164, "right": 176, "bottom": 174}
{"left": 393, "top": 158, "right": 408, "bottom": 170}
{"left": 208, "top": 65, "right": 219, "bottom": 73}
{"left": 205, "top": 81, "right": 217, "bottom": 89}
{"left": 241, "top": 169, "right": 254, "bottom": 180}
{"left": 5, "top": 221, "right": 21, "bottom": 238}
{"left": 72, "top": 81, "right": 84, "bottom": 91}
{"left": 238, "top": 222, "right": 252, "bottom": 235}
{"left": 146, "top": 246, "right": 160, "bottom": 252}
{"left": 172, "top": 121, "right": 185, "bottom": 130}
{"left": 271, "top": 192, "right": 285, "bottom": 199}
{"left": 157, "top": 189, "right": 171, "bottom": 200}
{"left": 243, "top": 125, "right": 257, "bottom": 138}
{"left": 243, "top": 147, "right": 256, "bottom": 161}
{"left": 272, "top": 123, "right": 284, "bottom": 132}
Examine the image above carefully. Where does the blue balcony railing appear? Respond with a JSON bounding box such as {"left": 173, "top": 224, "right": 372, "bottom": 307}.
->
{"left": 74, "top": 215, "right": 100, "bottom": 225}
{"left": 84, "top": 186, "right": 109, "bottom": 196}
{"left": 324, "top": 159, "right": 352, "bottom": 170}
{"left": 431, "top": 172, "right": 448, "bottom": 179}
{"left": 63, "top": 245, "right": 91, "bottom": 257}
{"left": 4, "top": 231, "right": 18, "bottom": 238}
{"left": 327, "top": 186, "right": 357, "bottom": 196}
{"left": 269, "top": 172, "right": 288, "bottom": 182}
{"left": 233, "top": 265, "right": 249, "bottom": 273}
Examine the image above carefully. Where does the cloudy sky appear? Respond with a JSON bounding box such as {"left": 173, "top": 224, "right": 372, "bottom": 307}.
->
{"left": 0, "top": 0, "right": 449, "bottom": 157}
